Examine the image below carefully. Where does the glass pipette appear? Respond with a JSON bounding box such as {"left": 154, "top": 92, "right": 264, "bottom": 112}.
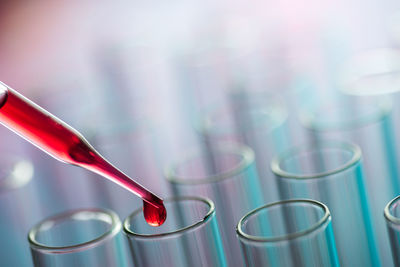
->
{"left": 0, "top": 81, "right": 166, "bottom": 226}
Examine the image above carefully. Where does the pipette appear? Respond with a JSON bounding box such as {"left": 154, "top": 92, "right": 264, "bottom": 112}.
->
{"left": 0, "top": 81, "right": 166, "bottom": 227}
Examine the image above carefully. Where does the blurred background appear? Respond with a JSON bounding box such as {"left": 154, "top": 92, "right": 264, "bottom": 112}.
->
{"left": 2, "top": 0, "right": 400, "bottom": 266}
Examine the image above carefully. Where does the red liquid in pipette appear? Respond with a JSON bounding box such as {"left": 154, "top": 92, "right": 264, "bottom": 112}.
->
{"left": 0, "top": 83, "right": 166, "bottom": 226}
{"left": 143, "top": 201, "right": 167, "bottom": 227}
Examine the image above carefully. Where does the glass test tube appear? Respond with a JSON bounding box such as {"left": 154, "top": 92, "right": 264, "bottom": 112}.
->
{"left": 174, "top": 40, "right": 232, "bottom": 119}
{"left": 0, "top": 155, "right": 42, "bottom": 266}
{"left": 165, "top": 143, "right": 264, "bottom": 266}
{"left": 385, "top": 195, "right": 400, "bottom": 266}
{"left": 197, "top": 90, "right": 290, "bottom": 203}
{"left": 272, "top": 141, "right": 379, "bottom": 266}
{"left": 236, "top": 199, "right": 339, "bottom": 267}
{"left": 301, "top": 95, "right": 397, "bottom": 266}
{"left": 124, "top": 196, "right": 227, "bottom": 267}
{"left": 28, "top": 208, "right": 127, "bottom": 267}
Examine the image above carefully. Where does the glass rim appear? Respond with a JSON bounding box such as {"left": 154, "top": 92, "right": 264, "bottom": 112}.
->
{"left": 236, "top": 199, "right": 331, "bottom": 242}
{"left": 28, "top": 208, "right": 121, "bottom": 254}
{"left": 165, "top": 143, "right": 254, "bottom": 185}
{"left": 384, "top": 195, "right": 400, "bottom": 224}
{"left": 271, "top": 140, "right": 361, "bottom": 180}
{"left": 300, "top": 97, "right": 392, "bottom": 131}
{"left": 195, "top": 92, "right": 288, "bottom": 136}
{"left": 123, "top": 196, "right": 215, "bottom": 239}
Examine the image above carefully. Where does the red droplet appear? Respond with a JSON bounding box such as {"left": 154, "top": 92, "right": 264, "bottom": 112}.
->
{"left": 143, "top": 200, "right": 167, "bottom": 227}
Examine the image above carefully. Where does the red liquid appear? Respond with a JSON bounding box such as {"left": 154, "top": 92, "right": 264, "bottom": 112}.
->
{"left": 0, "top": 82, "right": 166, "bottom": 226}
{"left": 143, "top": 200, "right": 167, "bottom": 226}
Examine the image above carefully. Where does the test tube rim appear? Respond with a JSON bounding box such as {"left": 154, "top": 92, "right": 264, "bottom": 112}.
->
{"left": 339, "top": 48, "right": 400, "bottom": 95}
{"left": 384, "top": 195, "right": 400, "bottom": 225}
{"left": 196, "top": 91, "right": 288, "bottom": 136}
{"left": 28, "top": 208, "right": 121, "bottom": 254}
{"left": 300, "top": 96, "right": 392, "bottom": 132}
{"left": 165, "top": 143, "right": 254, "bottom": 185}
{"left": 271, "top": 140, "right": 361, "bottom": 180}
{"left": 236, "top": 198, "right": 331, "bottom": 243}
{"left": 123, "top": 196, "right": 215, "bottom": 239}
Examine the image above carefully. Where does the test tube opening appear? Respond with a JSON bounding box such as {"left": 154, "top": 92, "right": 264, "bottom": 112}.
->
{"left": 124, "top": 196, "right": 214, "bottom": 237}
{"left": 166, "top": 143, "right": 254, "bottom": 184}
{"left": 28, "top": 208, "right": 121, "bottom": 254}
{"left": 237, "top": 199, "right": 331, "bottom": 242}
{"left": 271, "top": 141, "right": 361, "bottom": 179}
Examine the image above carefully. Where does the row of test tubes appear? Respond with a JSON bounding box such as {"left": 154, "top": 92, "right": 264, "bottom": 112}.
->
{"left": 3, "top": 83, "right": 400, "bottom": 267}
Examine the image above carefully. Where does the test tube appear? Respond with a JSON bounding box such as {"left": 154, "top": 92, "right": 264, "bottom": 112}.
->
{"left": 385, "top": 195, "right": 400, "bottom": 266}
{"left": 236, "top": 199, "right": 339, "bottom": 267}
{"left": 271, "top": 141, "right": 379, "bottom": 266}
{"left": 124, "top": 196, "right": 227, "bottom": 266}
{"left": 301, "top": 95, "right": 397, "bottom": 266}
{"left": 165, "top": 143, "right": 263, "bottom": 266}
{"left": 28, "top": 208, "right": 127, "bottom": 267}
{"left": 0, "top": 154, "right": 42, "bottom": 266}
{"left": 197, "top": 90, "right": 290, "bottom": 203}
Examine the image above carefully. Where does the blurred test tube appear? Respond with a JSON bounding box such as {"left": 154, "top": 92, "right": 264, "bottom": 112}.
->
{"left": 165, "top": 143, "right": 263, "bottom": 266}
{"left": 197, "top": 90, "right": 290, "bottom": 203}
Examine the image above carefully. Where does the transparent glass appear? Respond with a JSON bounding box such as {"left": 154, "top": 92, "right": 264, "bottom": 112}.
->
{"left": 385, "top": 195, "right": 400, "bottom": 266}
{"left": 237, "top": 199, "right": 339, "bottom": 267}
{"left": 166, "top": 143, "right": 263, "bottom": 266}
{"left": 124, "top": 196, "right": 227, "bottom": 266}
{"left": 28, "top": 208, "right": 127, "bottom": 267}
{"left": 301, "top": 95, "right": 397, "bottom": 266}
{"left": 272, "top": 141, "right": 379, "bottom": 266}
{"left": 0, "top": 155, "right": 42, "bottom": 266}
{"left": 197, "top": 90, "right": 290, "bottom": 203}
